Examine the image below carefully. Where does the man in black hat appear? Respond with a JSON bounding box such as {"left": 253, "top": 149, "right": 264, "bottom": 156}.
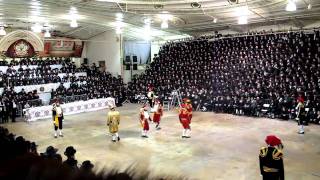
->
{"left": 63, "top": 146, "right": 78, "bottom": 171}
{"left": 40, "top": 146, "right": 62, "bottom": 163}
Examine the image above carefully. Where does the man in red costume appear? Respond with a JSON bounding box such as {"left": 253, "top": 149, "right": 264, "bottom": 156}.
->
{"left": 185, "top": 99, "right": 193, "bottom": 123}
{"left": 153, "top": 99, "right": 163, "bottom": 130}
{"left": 139, "top": 105, "right": 150, "bottom": 138}
{"left": 179, "top": 103, "right": 191, "bottom": 138}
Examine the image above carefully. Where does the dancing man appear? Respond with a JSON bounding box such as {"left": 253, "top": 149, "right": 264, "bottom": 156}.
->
{"left": 259, "top": 135, "right": 284, "bottom": 180}
{"left": 147, "top": 87, "right": 155, "bottom": 108}
{"left": 185, "top": 99, "right": 193, "bottom": 123}
{"left": 107, "top": 106, "right": 120, "bottom": 142}
{"left": 179, "top": 103, "right": 191, "bottom": 138}
{"left": 153, "top": 99, "right": 163, "bottom": 130}
{"left": 296, "top": 96, "right": 306, "bottom": 134}
{"left": 140, "top": 105, "right": 150, "bottom": 138}
{"left": 53, "top": 102, "right": 64, "bottom": 138}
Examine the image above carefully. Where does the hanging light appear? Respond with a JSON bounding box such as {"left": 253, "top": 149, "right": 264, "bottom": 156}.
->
{"left": 31, "top": 23, "right": 42, "bottom": 33}
{"left": 161, "top": 20, "right": 168, "bottom": 29}
{"left": 286, "top": 0, "right": 297, "bottom": 11}
{"left": 238, "top": 16, "right": 248, "bottom": 24}
{"left": 115, "top": 27, "right": 122, "bottom": 34}
{"left": 307, "top": 4, "right": 312, "bottom": 10}
{"left": 0, "top": 26, "right": 6, "bottom": 36}
{"left": 213, "top": 18, "right": 218, "bottom": 23}
{"left": 44, "top": 30, "right": 51, "bottom": 37}
{"left": 70, "top": 19, "right": 78, "bottom": 28}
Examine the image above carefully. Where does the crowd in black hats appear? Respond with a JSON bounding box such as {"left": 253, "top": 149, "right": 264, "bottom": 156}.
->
{"left": 0, "top": 57, "right": 127, "bottom": 123}
{"left": 128, "top": 30, "right": 320, "bottom": 124}
{"left": 50, "top": 63, "right": 126, "bottom": 106}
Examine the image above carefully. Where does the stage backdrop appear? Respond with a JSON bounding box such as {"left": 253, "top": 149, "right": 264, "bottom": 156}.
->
{"left": 6, "top": 39, "right": 35, "bottom": 58}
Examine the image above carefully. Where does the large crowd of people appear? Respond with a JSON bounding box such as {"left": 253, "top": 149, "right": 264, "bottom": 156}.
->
{"left": 0, "top": 57, "right": 127, "bottom": 123}
{"left": 128, "top": 30, "right": 320, "bottom": 124}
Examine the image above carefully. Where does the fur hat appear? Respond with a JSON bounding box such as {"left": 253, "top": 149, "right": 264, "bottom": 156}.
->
{"left": 265, "top": 135, "right": 282, "bottom": 146}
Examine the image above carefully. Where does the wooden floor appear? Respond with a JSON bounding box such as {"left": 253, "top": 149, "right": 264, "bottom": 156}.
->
{"left": 3, "top": 103, "right": 320, "bottom": 180}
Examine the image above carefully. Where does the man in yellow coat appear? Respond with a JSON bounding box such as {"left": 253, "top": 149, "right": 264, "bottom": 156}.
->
{"left": 107, "top": 106, "right": 120, "bottom": 142}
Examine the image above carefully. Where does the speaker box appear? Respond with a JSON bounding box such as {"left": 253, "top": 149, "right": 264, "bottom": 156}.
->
{"left": 132, "top": 56, "right": 138, "bottom": 63}
{"left": 83, "top": 58, "right": 88, "bottom": 64}
{"left": 125, "top": 64, "right": 130, "bottom": 70}
{"left": 133, "top": 64, "right": 137, "bottom": 70}
{"left": 125, "top": 56, "right": 131, "bottom": 63}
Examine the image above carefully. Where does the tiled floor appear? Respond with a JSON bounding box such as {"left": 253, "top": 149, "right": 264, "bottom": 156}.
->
{"left": 3, "top": 103, "right": 320, "bottom": 180}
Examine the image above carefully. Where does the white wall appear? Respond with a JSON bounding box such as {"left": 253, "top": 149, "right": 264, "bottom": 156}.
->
{"left": 84, "top": 31, "right": 121, "bottom": 76}
{"left": 151, "top": 41, "right": 165, "bottom": 61}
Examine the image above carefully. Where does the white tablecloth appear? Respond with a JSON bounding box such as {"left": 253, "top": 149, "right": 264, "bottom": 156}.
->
{"left": 23, "top": 98, "right": 116, "bottom": 122}
{"left": 0, "top": 65, "right": 63, "bottom": 72}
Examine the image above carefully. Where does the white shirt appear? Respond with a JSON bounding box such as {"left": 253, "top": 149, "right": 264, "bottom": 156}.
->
{"left": 143, "top": 111, "right": 149, "bottom": 119}
{"left": 56, "top": 107, "right": 63, "bottom": 115}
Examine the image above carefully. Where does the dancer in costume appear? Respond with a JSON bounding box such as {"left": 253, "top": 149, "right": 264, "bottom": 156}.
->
{"left": 53, "top": 102, "right": 64, "bottom": 138}
{"left": 140, "top": 105, "right": 150, "bottom": 138}
{"left": 107, "top": 106, "right": 120, "bottom": 142}
{"left": 179, "top": 103, "right": 191, "bottom": 138}
{"left": 296, "top": 96, "right": 306, "bottom": 134}
{"left": 153, "top": 99, "right": 163, "bottom": 130}
{"left": 259, "top": 135, "right": 284, "bottom": 180}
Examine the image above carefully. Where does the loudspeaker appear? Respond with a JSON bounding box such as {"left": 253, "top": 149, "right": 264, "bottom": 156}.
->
{"left": 83, "top": 58, "right": 88, "bottom": 64}
{"left": 125, "top": 56, "right": 131, "bottom": 63}
{"left": 132, "top": 56, "right": 138, "bottom": 63}
{"left": 132, "top": 64, "right": 137, "bottom": 70}
{"left": 125, "top": 64, "right": 130, "bottom": 70}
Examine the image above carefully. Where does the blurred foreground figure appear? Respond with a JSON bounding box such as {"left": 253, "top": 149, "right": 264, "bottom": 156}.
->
{"left": 259, "top": 135, "right": 284, "bottom": 180}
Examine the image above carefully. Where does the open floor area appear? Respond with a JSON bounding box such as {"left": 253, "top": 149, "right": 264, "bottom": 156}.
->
{"left": 3, "top": 103, "right": 320, "bottom": 180}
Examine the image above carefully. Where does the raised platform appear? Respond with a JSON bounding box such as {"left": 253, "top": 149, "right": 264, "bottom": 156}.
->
{"left": 3, "top": 103, "right": 320, "bottom": 179}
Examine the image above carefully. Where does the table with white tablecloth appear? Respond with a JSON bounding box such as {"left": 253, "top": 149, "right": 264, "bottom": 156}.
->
{"left": 23, "top": 97, "right": 116, "bottom": 122}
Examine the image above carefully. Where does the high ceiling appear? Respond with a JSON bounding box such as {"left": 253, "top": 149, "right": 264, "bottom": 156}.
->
{"left": 0, "top": 0, "right": 319, "bottom": 40}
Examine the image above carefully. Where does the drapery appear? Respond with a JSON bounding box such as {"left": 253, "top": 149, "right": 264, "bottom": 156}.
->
{"left": 124, "top": 41, "right": 151, "bottom": 64}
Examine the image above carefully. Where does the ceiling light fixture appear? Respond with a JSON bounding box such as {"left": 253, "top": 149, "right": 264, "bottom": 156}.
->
{"left": 116, "top": 13, "right": 123, "bottom": 20}
{"left": 0, "top": 26, "right": 6, "bottom": 36}
{"left": 213, "top": 18, "right": 218, "bottom": 23}
{"left": 115, "top": 27, "right": 122, "bottom": 34}
{"left": 70, "top": 19, "right": 78, "bottom": 28}
{"left": 161, "top": 21, "right": 168, "bottom": 29}
{"left": 31, "top": 23, "right": 42, "bottom": 33}
{"left": 44, "top": 30, "right": 51, "bottom": 38}
{"left": 238, "top": 16, "right": 248, "bottom": 24}
{"left": 286, "top": 0, "right": 297, "bottom": 11}
{"left": 307, "top": 4, "right": 312, "bottom": 10}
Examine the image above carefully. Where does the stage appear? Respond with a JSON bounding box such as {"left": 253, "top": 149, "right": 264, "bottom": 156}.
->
{"left": 3, "top": 103, "right": 320, "bottom": 180}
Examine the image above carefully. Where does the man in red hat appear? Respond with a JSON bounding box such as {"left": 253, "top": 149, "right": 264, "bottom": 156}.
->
{"left": 140, "top": 105, "right": 150, "bottom": 138}
{"left": 152, "top": 99, "right": 163, "bottom": 130}
{"left": 179, "top": 103, "right": 191, "bottom": 138}
{"left": 259, "top": 135, "right": 284, "bottom": 180}
{"left": 296, "top": 96, "right": 306, "bottom": 134}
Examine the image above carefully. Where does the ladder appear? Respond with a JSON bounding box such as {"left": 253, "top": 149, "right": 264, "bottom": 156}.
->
{"left": 169, "top": 89, "right": 183, "bottom": 110}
